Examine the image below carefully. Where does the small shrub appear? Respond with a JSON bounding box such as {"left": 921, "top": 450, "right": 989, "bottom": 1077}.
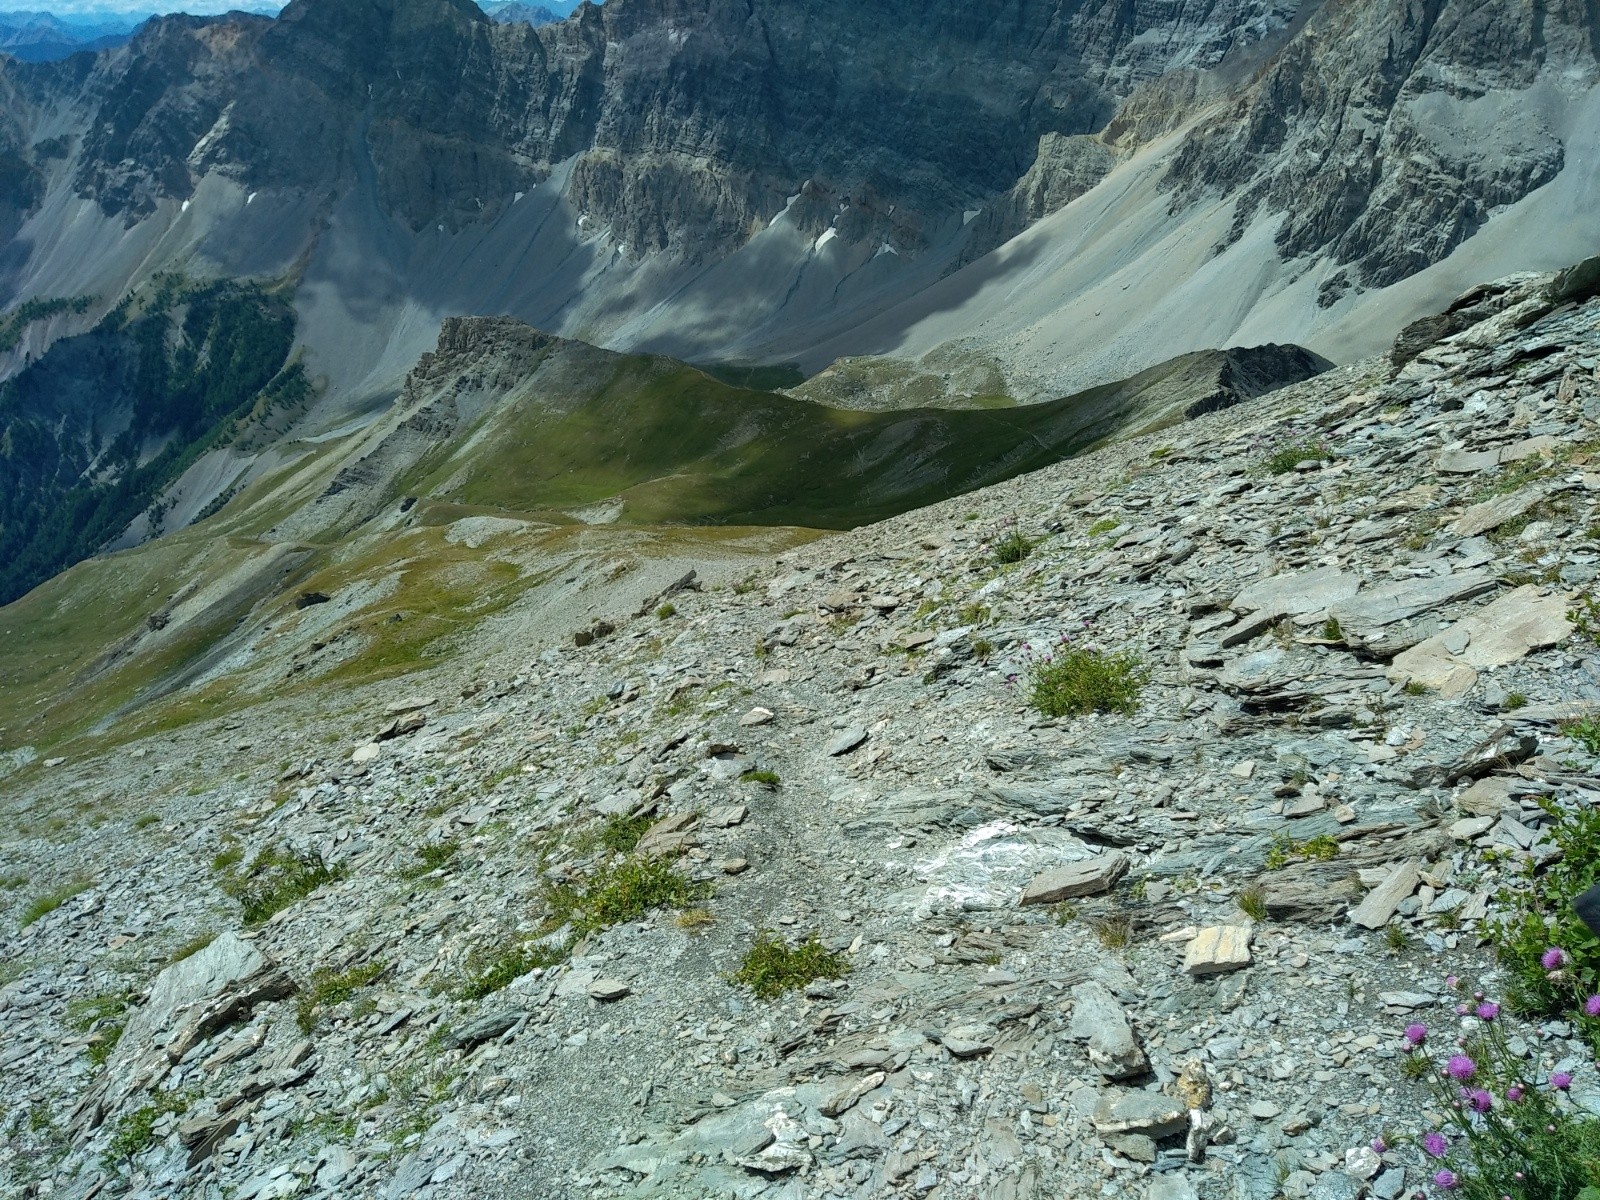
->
{"left": 1259, "top": 438, "right": 1330, "bottom": 476}
{"left": 1321, "top": 617, "right": 1343, "bottom": 643}
{"left": 19, "top": 878, "right": 90, "bottom": 929}
{"left": 400, "top": 839, "right": 460, "bottom": 878}
{"left": 1236, "top": 885, "right": 1268, "bottom": 922}
{"left": 656, "top": 603, "right": 677, "bottom": 620}
{"left": 972, "top": 637, "right": 995, "bottom": 660}
{"left": 1380, "top": 980, "right": 1600, "bottom": 1199}
{"left": 675, "top": 908, "right": 714, "bottom": 932}
{"left": 296, "top": 961, "right": 386, "bottom": 1033}
{"left": 958, "top": 602, "right": 991, "bottom": 626}
{"left": 1562, "top": 716, "right": 1600, "bottom": 756}
{"left": 993, "top": 528, "right": 1035, "bottom": 564}
{"left": 105, "top": 1089, "right": 191, "bottom": 1164}
{"left": 1023, "top": 642, "right": 1148, "bottom": 718}
{"left": 221, "top": 846, "right": 345, "bottom": 926}
{"left": 732, "top": 930, "right": 850, "bottom": 999}
{"left": 1505, "top": 692, "right": 1528, "bottom": 710}
{"left": 1088, "top": 913, "right": 1134, "bottom": 950}
{"left": 596, "top": 814, "right": 652, "bottom": 854}
{"left": 132, "top": 812, "right": 160, "bottom": 830}
{"left": 1264, "top": 833, "right": 1341, "bottom": 871}
{"left": 1487, "top": 799, "right": 1600, "bottom": 1044}
{"left": 740, "top": 769, "right": 780, "bottom": 788}
{"left": 459, "top": 941, "right": 568, "bottom": 1000}
{"left": 544, "top": 856, "right": 712, "bottom": 938}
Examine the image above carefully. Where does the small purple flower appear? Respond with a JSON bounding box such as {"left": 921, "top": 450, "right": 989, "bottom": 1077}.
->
{"left": 1446, "top": 974, "right": 1460, "bottom": 989}
{"left": 1476, "top": 1002, "right": 1500, "bottom": 1022}
{"left": 1552, "top": 1071, "right": 1573, "bottom": 1090}
{"left": 1507, "top": 1084, "right": 1525, "bottom": 1102}
{"left": 1445, "top": 1055, "right": 1477, "bottom": 1082}
{"left": 1543, "top": 947, "right": 1568, "bottom": 970}
{"left": 1586, "top": 994, "right": 1600, "bottom": 1018}
{"left": 1467, "top": 1089, "right": 1493, "bottom": 1113}
{"left": 1371, "top": 1136, "right": 1387, "bottom": 1155}
{"left": 1456, "top": 1002, "right": 1470, "bottom": 1016}
{"left": 1423, "top": 1131, "right": 1449, "bottom": 1158}
{"left": 1404, "top": 1023, "right": 1428, "bottom": 1047}
{"left": 1434, "top": 1169, "right": 1459, "bottom": 1190}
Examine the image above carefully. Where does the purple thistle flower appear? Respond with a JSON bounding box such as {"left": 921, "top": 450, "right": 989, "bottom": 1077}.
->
{"left": 1586, "top": 995, "right": 1600, "bottom": 1018}
{"left": 1446, "top": 974, "right": 1460, "bottom": 989}
{"left": 1371, "top": 1136, "right": 1387, "bottom": 1155}
{"left": 1423, "top": 1131, "right": 1449, "bottom": 1158}
{"left": 1476, "top": 1002, "right": 1500, "bottom": 1022}
{"left": 1404, "top": 1024, "right": 1428, "bottom": 1047}
{"left": 1552, "top": 1071, "right": 1573, "bottom": 1090}
{"left": 1543, "top": 947, "right": 1567, "bottom": 970}
{"left": 1434, "top": 1169, "right": 1459, "bottom": 1190}
{"left": 1445, "top": 1055, "right": 1477, "bottom": 1082}
{"left": 1507, "top": 1085, "right": 1525, "bottom": 1102}
{"left": 1468, "top": 1089, "right": 1493, "bottom": 1113}
{"left": 1456, "top": 1002, "right": 1470, "bottom": 1016}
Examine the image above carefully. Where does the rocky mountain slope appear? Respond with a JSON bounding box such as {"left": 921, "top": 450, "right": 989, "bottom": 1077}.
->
{"left": 0, "top": 0, "right": 1593, "bottom": 410}
{"left": 4, "top": 259, "right": 1599, "bottom": 1199}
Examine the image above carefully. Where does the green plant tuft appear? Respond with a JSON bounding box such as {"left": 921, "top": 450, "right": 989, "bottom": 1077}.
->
{"left": 219, "top": 846, "right": 345, "bottom": 926}
{"left": 732, "top": 930, "right": 850, "bottom": 1000}
{"left": 740, "top": 768, "right": 780, "bottom": 788}
{"left": 296, "top": 961, "right": 386, "bottom": 1033}
{"left": 1024, "top": 645, "right": 1148, "bottom": 718}
{"left": 18, "top": 878, "right": 90, "bottom": 929}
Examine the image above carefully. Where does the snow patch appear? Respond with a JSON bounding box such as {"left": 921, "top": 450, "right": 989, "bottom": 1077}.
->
{"left": 963, "top": 209, "right": 981, "bottom": 225}
{"left": 814, "top": 227, "right": 838, "bottom": 252}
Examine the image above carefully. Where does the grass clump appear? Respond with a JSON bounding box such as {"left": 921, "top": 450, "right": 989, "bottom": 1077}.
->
{"left": 656, "top": 602, "right": 677, "bottom": 619}
{"left": 104, "top": 1089, "right": 192, "bottom": 1164}
{"left": 1088, "top": 913, "right": 1135, "bottom": 950}
{"left": 1264, "top": 833, "right": 1341, "bottom": 871}
{"left": 1259, "top": 438, "right": 1330, "bottom": 476}
{"left": 296, "top": 961, "right": 386, "bottom": 1033}
{"left": 399, "top": 839, "right": 460, "bottom": 879}
{"left": 546, "top": 856, "right": 711, "bottom": 937}
{"left": 732, "top": 930, "right": 850, "bottom": 999}
{"left": 676, "top": 907, "right": 714, "bottom": 932}
{"left": 18, "top": 878, "right": 90, "bottom": 929}
{"left": 1562, "top": 716, "right": 1600, "bottom": 756}
{"left": 164, "top": 930, "right": 217, "bottom": 966}
{"left": 1236, "top": 885, "right": 1268, "bottom": 922}
{"left": 67, "top": 992, "right": 132, "bottom": 1067}
{"left": 220, "top": 846, "right": 345, "bottom": 926}
{"left": 993, "top": 527, "right": 1036, "bottom": 564}
{"left": 595, "top": 814, "right": 652, "bottom": 855}
{"left": 459, "top": 941, "right": 569, "bottom": 1000}
{"left": 1023, "top": 643, "right": 1148, "bottom": 718}
{"left": 740, "top": 768, "right": 781, "bottom": 788}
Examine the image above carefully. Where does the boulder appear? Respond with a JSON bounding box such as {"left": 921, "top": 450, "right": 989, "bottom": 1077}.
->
{"left": 1018, "top": 853, "right": 1129, "bottom": 905}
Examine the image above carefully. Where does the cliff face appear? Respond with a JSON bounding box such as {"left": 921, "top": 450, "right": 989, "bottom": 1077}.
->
{"left": 0, "top": 0, "right": 1594, "bottom": 403}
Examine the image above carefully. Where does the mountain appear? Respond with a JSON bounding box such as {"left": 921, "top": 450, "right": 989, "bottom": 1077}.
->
{"left": 0, "top": 10, "right": 137, "bottom": 60}
{"left": 478, "top": 1, "right": 561, "bottom": 25}
{"left": 0, "top": 0, "right": 1592, "bottom": 413}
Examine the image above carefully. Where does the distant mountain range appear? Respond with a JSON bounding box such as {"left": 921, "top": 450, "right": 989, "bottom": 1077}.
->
{"left": 0, "top": 9, "right": 139, "bottom": 60}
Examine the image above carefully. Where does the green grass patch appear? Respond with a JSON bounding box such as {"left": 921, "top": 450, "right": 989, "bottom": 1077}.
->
{"left": 992, "top": 527, "right": 1036, "bottom": 564}
{"left": 731, "top": 930, "right": 850, "bottom": 1000}
{"left": 104, "top": 1088, "right": 192, "bottom": 1164}
{"left": 544, "top": 856, "right": 712, "bottom": 938}
{"left": 740, "top": 769, "right": 780, "bottom": 788}
{"left": 296, "top": 961, "right": 386, "bottom": 1033}
{"left": 596, "top": 814, "right": 652, "bottom": 855}
{"left": 165, "top": 930, "right": 217, "bottom": 966}
{"left": 459, "top": 940, "right": 571, "bottom": 1001}
{"left": 18, "top": 878, "right": 90, "bottom": 929}
{"left": 1258, "top": 438, "right": 1330, "bottom": 476}
{"left": 1264, "top": 833, "right": 1341, "bottom": 871}
{"left": 219, "top": 846, "right": 345, "bottom": 926}
{"left": 1024, "top": 646, "right": 1148, "bottom": 718}
{"left": 399, "top": 839, "right": 460, "bottom": 879}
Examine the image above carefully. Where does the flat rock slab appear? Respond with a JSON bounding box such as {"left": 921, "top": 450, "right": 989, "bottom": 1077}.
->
{"left": 1451, "top": 487, "right": 1548, "bottom": 539}
{"left": 445, "top": 1010, "right": 525, "bottom": 1050}
{"left": 739, "top": 707, "right": 774, "bottom": 726}
{"left": 1232, "top": 567, "right": 1360, "bottom": 617}
{"left": 1348, "top": 861, "right": 1420, "bottom": 929}
{"left": 1068, "top": 980, "right": 1148, "bottom": 1079}
{"left": 1018, "top": 852, "right": 1129, "bottom": 905}
{"left": 1182, "top": 926, "right": 1252, "bottom": 975}
{"left": 1389, "top": 585, "right": 1573, "bottom": 698}
{"left": 1091, "top": 1089, "right": 1188, "bottom": 1138}
{"left": 941, "top": 1025, "right": 995, "bottom": 1058}
{"left": 826, "top": 727, "right": 869, "bottom": 757}
{"left": 588, "top": 978, "right": 631, "bottom": 1002}
{"left": 1328, "top": 572, "right": 1496, "bottom": 630}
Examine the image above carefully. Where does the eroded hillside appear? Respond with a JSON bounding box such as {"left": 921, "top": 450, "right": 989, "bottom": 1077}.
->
{"left": 3, "top": 260, "right": 1600, "bottom": 1198}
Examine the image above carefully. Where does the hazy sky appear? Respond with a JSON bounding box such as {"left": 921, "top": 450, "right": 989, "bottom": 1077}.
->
{"left": 1, "top": 0, "right": 591, "bottom": 20}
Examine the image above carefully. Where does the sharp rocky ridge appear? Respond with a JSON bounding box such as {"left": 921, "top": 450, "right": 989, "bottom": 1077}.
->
{"left": 0, "top": 0, "right": 1596, "bottom": 403}
{"left": 5, "top": 260, "right": 1600, "bottom": 1197}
